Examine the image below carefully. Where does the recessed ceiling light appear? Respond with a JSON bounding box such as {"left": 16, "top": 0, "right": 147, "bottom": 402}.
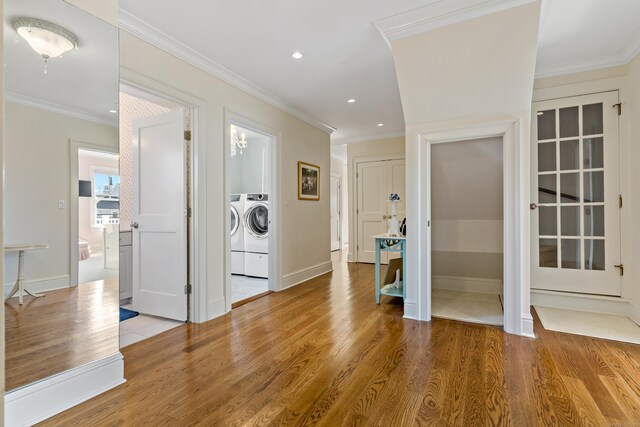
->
{"left": 347, "top": 99, "right": 356, "bottom": 103}
{"left": 109, "top": 109, "right": 117, "bottom": 114}
{"left": 377, "top": 123, "right": 384, "bottom": 127}
{"left": 292, "top": 51, "right": 303, "bottom": 59}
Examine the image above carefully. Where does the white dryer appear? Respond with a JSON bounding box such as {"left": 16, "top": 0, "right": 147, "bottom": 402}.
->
{"left": 243, "top": 193, "right": 268, "bottom": 278}
{"left": 230, "top": 194, "right": 245, "bottom": 275}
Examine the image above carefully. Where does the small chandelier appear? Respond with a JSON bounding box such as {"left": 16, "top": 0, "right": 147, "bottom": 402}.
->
{"left": 11, "top": 17, "right": 79, "bottom": 74}
{"left": 230, "top": 125, "right": 248, "bottom": 157}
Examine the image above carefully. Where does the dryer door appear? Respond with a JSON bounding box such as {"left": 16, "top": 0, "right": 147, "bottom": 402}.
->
{"left": 231, "top": 205, "right": 240, "bottom": 236}
{"left": 245, "top": 203, "right": 269, "bottom": 239}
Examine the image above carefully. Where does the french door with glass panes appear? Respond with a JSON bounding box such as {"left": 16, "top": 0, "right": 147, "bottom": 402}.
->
{"left": 531, "top": 91, "right": 621, "bottom": 296}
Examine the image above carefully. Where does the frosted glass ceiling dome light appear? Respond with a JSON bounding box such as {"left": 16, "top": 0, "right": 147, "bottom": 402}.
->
{"left": 11, "top": 17, "right": 79, "bottom": 73}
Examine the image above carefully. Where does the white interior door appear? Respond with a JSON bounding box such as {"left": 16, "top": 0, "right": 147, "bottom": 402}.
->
{"left": 132, "top": 109, "right": 187, "bottom": 320}
{"left": 531, "top": 92, "right": 621, "bottom": 296}
{"left": 330, "top": 175, "right": 341, "bottom": 251}
{"left": 356, "top": 159, "right": 406, "bottom": 263}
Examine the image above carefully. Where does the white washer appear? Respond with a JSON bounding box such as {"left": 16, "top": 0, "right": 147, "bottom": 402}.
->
{"left": 230, "top": 194, "right": 245, "bottom": 275}
{"left": 244, "top": 193, "right": 268, "bottom": 278}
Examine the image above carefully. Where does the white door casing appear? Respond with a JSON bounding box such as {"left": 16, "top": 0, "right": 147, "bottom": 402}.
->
{"left": 330, "top": 174, "right": 341, "bottom": 251}
{"left": 531, "top": 92, "right": 621, "bottom": 296}
{"left": 132, "top": 109, "right": 187, "bottom": 321}
{"left": 356, "top": 159, "right": 406, "bottom": 263}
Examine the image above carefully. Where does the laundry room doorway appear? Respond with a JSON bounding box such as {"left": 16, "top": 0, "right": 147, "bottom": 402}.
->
{"left": 225, "top": 114, "right": 279, "bottom": 309}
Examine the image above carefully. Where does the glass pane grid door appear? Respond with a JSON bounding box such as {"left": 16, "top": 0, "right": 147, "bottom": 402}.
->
{"left": 532, "top": 91, "right": 621, "bottom": 296}
{"left": 537, "top": 103, "right": 605, "bottom": 271}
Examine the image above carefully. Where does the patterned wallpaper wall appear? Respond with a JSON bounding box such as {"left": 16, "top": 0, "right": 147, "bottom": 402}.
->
{"left": 119, "top": 92, "right": 172, "bottom": 230}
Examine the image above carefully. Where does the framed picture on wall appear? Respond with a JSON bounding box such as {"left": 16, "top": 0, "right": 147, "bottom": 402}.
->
{"left": 298, "top": 161, "right": 320, "bottom": 201}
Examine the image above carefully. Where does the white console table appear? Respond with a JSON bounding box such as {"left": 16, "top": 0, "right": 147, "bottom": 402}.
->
{"left": 4, "top": 243, "right": 49, "bottom": 305}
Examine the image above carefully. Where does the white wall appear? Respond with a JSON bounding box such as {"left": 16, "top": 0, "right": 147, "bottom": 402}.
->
{"left": 346, "top": 136, "right": 405, "bottom": 260}
{"left": 119, "top": 30, "right": 331, "bottom": 321}
{"left": 1, "top": 0, "right": 5, "bottom": 412}
{"left": 230, "top": 136, "right": 270, "bottom": 195}
{"left": 3, "top": 103, "right": 118, "bottom": 291}
{"left": 390, "top": 2, "right": 540, "bottom": 334}
{"left": 431, "top": 137, "right": 503, "bottom": 281}
{"left": 78, "top": 152, "right": 119, "bottom": 251}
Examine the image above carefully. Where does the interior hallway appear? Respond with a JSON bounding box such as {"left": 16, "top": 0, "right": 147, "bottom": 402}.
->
{"left": 42, "top": 251, "right": 640, "bottom": 425}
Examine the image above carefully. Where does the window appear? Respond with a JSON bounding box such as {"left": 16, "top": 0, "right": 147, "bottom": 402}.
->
{"left": 92, "top": 169, "right": 120, "bottom": 227}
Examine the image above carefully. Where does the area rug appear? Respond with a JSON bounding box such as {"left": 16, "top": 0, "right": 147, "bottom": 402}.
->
{"left": 534, "top": 306, "right": 640, "bottom": 345}
{"left": 120, "top": 307, "right": 139, "bottom": 322}
{"left": 431, "top": 289, "right": 503, "bottom": 326}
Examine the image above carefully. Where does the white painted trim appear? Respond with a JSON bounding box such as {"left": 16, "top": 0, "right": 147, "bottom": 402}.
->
{"left": 410, "top": 115, "right": 530, "bottom": 336}
{"left": 224, "top": 111, "right": 281, "bottom": 313}
{"left": 3, "top": 274, "right": 70, "bottom": 298}
{"left": 5, "top": 92, "right": 117, "bottom": 127}
{"left": 70, "top": 141, "right": 119, "bottom": 287}
{"left": 5, "top": 352, "right": 124, "bottom": 427}
{"left": 119, "top": 72, "right": 208, "bottom": 324}
{"left": 350, "top": 153, "right": 406, "bottom": 263}
{"left": 118, "top": 9, "right": 335, "bottom": 135}
{"left": 207, "top": 297, "right": 226, "bottom": 321}
{"left": 531, "top": 289, "right": 632, "bottom": 317}
{"left": 330, "top": 173, "right": 343, "bottom": 250}
{"left": 374, "top": 0, "right": 536, "bottom": 46}
{"left": 403, "top": 299, "right": 418, "bottom": 320}
{"left": 630, "top": 302, "right": 640, "bottom": 327}
{"left": 521, "top": 313, "right": 535, "bottom": 338}
{"left": 331, "top": 130, "right": 405, "bottom": 146}
{"left": 432, "top": 275, "right": 502, "bottom": 295}
{"left": 280, "top": 261, "right": 333, "bottom": 290}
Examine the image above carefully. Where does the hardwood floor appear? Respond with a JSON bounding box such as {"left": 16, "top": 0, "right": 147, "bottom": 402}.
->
{"left": 5, "top": 278, "right": 119, "bottom": 391}
{"left": 41, "top": 255, "right": 640, "bottom": 426}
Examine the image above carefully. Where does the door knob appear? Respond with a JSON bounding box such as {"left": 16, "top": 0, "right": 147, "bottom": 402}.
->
{"left": 382, "top": 215, "right": 388, "bottom": 220}
{"left": 530, "top": 203, "right": 538, "bottom": 211}
{"left": 130, "top": 221, "right": 139, "bottom": 229}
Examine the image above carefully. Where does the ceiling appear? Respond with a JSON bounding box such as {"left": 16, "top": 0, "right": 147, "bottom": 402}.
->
{"left": 5, "top": 1, "right": 639, "bottom": 140}
{"left": 4, "top": 0, "right": 119, "bottom": 125}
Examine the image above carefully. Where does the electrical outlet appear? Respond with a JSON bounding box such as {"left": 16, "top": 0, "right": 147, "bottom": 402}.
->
{"left": 58, "top": 200, "right": 65, "bottom": 209}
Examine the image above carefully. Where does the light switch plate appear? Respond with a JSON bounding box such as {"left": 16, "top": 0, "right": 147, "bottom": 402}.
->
{"left": 58, "top": 200, "right": 65, "bottom": 209}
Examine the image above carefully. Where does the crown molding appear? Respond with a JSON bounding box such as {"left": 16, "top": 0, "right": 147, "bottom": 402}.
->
{"left": 331, "top": 130, "right": 405, "bottom": 145}
{"left": 374, "top": 0, "right": 537, "bottom": 47}
{"left": 5, "top": 92, "right": 118, "bottom": 127}
{"left": 119, "top": 9, "right": 336, "bottom": 135}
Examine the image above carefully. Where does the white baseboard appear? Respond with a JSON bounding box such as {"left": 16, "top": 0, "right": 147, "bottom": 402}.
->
{"left": 347, "top": 252, "right": 354, "bottom": 263}
{"left": 531, "top": 289, "right": 631, "bottom": 317}
{"left": 207, "top": 297, "right": 226, "bottom": 321}
{"left": 629, "top": 302, "right": 640, "bottom": 326}
{"left": 403, "top": 298, "right": 418, "bottom": 320}
{"left": 4, "top": 274, "right": 70, "bottom": 298}
{"left": 5, "top": 352, "right": 125, "bottom": 426}
{"left": 432, "top": 275, "right": 502, "bottom": 295}
{"left": 280, "top": 261, "right": 333, "bottom": 290}
{"left": 521, "top": 313, "right": 535, "bottom": 338}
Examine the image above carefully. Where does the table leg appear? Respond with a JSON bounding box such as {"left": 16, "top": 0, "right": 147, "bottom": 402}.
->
{"left": 375, "top": 241, "right": 381, "bottom": 304}
{"left": 3, "top": 250, "right": 44, "bottom": 305}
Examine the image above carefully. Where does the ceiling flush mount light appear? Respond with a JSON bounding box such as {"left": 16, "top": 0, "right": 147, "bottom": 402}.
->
{"left": 292, "top": 51, "right": 303, "bottom": 59}
{"left": 347, "top": 98, "right": 356, "bottom": 103}
{"left": 11, "top": 17, "right": 79, "bottom": 74}
{"left": 109, "top": 109, "right": 118, "bottom": 114}
{"left": 537, "top": 111, "right": 544, "bottom": 116}
{"left": 377, "top": 123, "right": 384, "bottom": 127}
{"left": 230, "top": 125, "right": 248, "bottom": 157}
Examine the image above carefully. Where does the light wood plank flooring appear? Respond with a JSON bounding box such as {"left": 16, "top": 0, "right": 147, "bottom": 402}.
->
{"left": 5, "top": 278, "right": 119, "bottom": 391}
{"left": 41, "top": 256, "right": 640, "bottom": 426}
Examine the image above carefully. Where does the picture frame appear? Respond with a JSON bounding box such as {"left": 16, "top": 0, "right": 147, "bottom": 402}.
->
{"left": 298, "top": 161, "right": 320, "bottom": 201}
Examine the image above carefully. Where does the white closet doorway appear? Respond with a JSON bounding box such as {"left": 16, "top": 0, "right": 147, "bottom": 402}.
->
{"left": 355, "top": 158, "right": 405, "bottom": 263}
{"left": 330, "top": 174, "right": 342, "bottom": 251}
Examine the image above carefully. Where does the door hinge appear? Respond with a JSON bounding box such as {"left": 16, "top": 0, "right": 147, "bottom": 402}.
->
{"left": 187, "top": 207, "right": 192, "bottom": 217}
{"left": 613, "top": 103, "right": 622, "bottom": 116}
{"left": 184, "top": 130, "right": 192, "bottom": 141}
{"left": 356, "top": 172, "right": 359, "bottom": 178}
{"left": 184, "top": 284, "right": 193, "bottom": 294}
{"left": 357, "top": 244, "right": 359, "bottom": 250}
{"left": 619, "top": 194, "right": 623, "bottom": 208}
{"left": 614, "top": 264, "right": 624, "bottom": 276}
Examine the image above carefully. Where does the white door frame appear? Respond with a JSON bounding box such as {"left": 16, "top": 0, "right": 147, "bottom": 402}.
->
{"left": 351, "top": 153, "right": 404, "bottom": 263}
{"left": 120, "top": 71, "right": 206, "bottom": 323}
{"left": 410, "top": 116, "right": 532, "bottom": 336}
{"left": 224, "top": 109, "right": 281, "bottom": 313}
{"left": 69, "top": 140, "right": 119, "bottom": 287}
{"left": 330, "top": 173, "right": 342, "bottom": 250}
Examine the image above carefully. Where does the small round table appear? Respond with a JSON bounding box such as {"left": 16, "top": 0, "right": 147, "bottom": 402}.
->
{"left": 4, "top": 243, "right": 49, "bottom": 305}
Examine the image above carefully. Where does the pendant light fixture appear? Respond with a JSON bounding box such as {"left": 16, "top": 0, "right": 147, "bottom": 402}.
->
{"left": 11, "top": 17, "right": 79, "bottom": 74}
